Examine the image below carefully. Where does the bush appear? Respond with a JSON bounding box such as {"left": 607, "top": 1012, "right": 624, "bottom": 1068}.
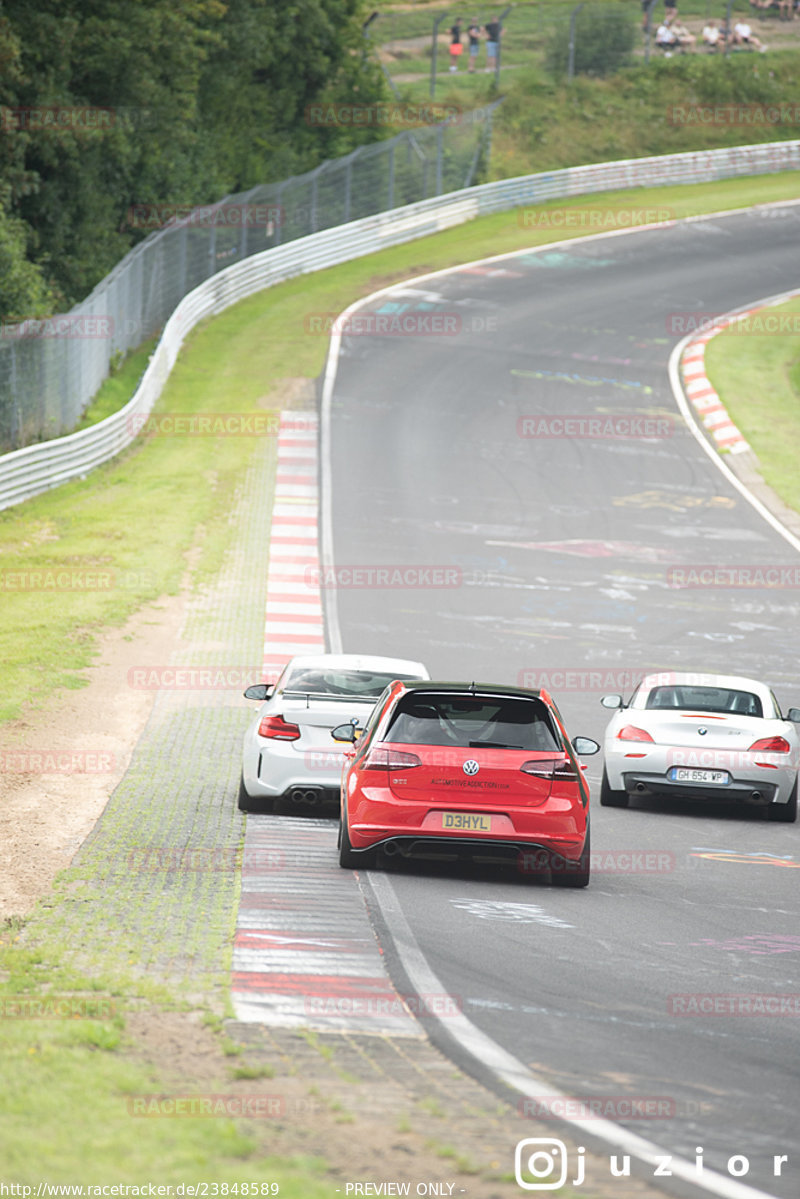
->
{"left": 546, "top": 5, "right": 638, "bottom": 79}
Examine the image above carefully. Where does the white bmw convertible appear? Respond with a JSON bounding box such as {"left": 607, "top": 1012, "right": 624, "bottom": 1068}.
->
{"left": 600, "top": 672, "right": 800, "bottom": 822}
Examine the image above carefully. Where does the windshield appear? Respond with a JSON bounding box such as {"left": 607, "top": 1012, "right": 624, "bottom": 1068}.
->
{"left": 283, "top": 668, "right": 420, "bottom": 698}
{"left": 645, "top": 686, "right": 763, "bottom": 717}
{"left": 385, "top": 694, "right": 561, "bottom": 750}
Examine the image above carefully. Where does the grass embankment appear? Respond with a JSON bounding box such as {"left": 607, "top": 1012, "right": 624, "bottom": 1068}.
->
{"left": 0, "top": 947, "right": 328, "bottom": 1191}
{"left": 491, "top": 54, "right": 800, "bottom": 178}
{"left": 2, "top": 171, "right": 800, "bottom": 1186}
{"left": 376, "top": 0, "right": 800, "bottom": 178}
{"left": 704, "top": 294, "right": 800, "bottom": 513}
{"left": 3, "top": 171, "right": 800, "bottom": 725}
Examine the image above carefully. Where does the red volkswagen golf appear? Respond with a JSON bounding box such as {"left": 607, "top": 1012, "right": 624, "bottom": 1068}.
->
{"left": 331, "top": 681, "right": 599, "bottom": 887}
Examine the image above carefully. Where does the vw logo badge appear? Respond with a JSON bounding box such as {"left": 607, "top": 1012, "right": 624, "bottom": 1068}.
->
{"left": 463, "top": 759, "right": 480, "bottom": 776}
{"left": 698, "top": 727, "right": 707, "bottom": 736}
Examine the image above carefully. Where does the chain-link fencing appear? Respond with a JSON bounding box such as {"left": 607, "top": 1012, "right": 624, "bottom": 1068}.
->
{"left": 373, "top": 0, "right": 788, "bottom": 90}
{"left": 0, "top": 106, "right": 499, "bottom": 453}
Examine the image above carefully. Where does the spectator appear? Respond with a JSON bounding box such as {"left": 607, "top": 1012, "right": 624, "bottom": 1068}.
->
{"left": 484, "top": 18, "right": 501, "bottom": 72}
{"left": 732, "top": 18, "right": 766, "bottom": 48}
{"left": 702, "top": 19, "right": 723, "bottom": 50}
{"left": 467, "top": 18, "right": 482, "bottom": 72}
{"left": 670, "top": 14, "right": 696, "bottom": 48}
{"left": 655, "top": 17, "right": 679, "bottom": 52}
{"left": 449, "top": 20, "right": 463, "bottom": 71}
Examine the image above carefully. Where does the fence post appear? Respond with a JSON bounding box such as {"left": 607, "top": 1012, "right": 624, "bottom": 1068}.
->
{"left": 430, "top": 14, "right": 447, "bottom": 99}
{"left": 178, "top": 225, "right": 188, "bottom": 295}
{"left": 9, "top": 340, "right": 20, "bottom": 450}
{"left": 274, "top": 184, "right": 285, "bottom": 245}
{"left": 723, "top": 0, "right": 734, "bottom": 56}
{"left": 208, "top": 220, "right": 217, "bottom": 277}
{"left": 388, "top": 142, "right": 396, "bottom": 210}
{"left": 644, "top": 0, "right": 659, "bottom": 64}
{"left": 568, "top": 3, "right": 585, "bottom": 80}
{"left": 344, "top": 156, "right": 353, "bottom": 224}
{"left": 436, "top": 123, "right": 444, "bottom": 194}
{"left": 311, "top": 168, "right": 319, "bottom": 233}
{"left": 494, "top": 6, "right": 513, "bottom": 88}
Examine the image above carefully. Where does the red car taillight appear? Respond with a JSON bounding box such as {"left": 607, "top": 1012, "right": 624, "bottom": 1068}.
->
{"left": 363, "top": 748, "right": 422, "bottom": 770}
{"left": 748, "top": 736, "right": 791, "bottom": 753}
{"left": 258, "top": 714, "right": 301, "bottom": 741}
{"left": 617, "top": 725, "right": 654, "bottom": 743}
{"left": 520, "top": 757, "right": 577, "bottom": 780}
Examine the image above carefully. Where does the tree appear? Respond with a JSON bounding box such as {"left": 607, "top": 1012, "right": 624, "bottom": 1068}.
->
{"left": 546, "top": 6, "right": 636, "bottom": 79}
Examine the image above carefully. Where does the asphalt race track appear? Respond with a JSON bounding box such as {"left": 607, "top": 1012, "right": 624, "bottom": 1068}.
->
{"left": 322, "top": 205, "right": 800, "bottom": 1199}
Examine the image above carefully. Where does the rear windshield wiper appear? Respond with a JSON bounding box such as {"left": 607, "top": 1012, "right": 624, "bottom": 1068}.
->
{"left": 468, "top": 740, "right": 523, "bottom": 749}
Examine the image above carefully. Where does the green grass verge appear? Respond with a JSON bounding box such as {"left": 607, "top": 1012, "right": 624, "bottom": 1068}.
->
{"left": 2, "top": 169, "right": 800, "bottom": 724}
{"left": 0, "top": 935, "right": 330, "bottom": 1189}
{"left": 75, "top": 340, "right": 158, "bottom": 430}
{"left": 703, "top": 294, "right": 800, "bottom": 512}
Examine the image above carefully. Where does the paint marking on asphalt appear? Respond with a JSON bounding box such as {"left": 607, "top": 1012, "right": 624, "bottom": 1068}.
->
{"left": 449, "top": 898, "right": 575, "bottom": 928}
{"left": 233, "top": 412, "right": 423, "bottom": 1033}
{"left": 231, "top": 817, "right": 423, "bottom": 1035}
{"left": 262, "top": 412, "right": 324, "bottom": 681}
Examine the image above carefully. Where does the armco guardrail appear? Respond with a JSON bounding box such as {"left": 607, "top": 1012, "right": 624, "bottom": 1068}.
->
{"left": 2, "top": 138, "right": 799, "bottom": 512}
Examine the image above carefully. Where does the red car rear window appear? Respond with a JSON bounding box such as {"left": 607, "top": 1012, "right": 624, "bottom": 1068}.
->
{"left": 385, "top": 695, "right": 560, "bottom": 751}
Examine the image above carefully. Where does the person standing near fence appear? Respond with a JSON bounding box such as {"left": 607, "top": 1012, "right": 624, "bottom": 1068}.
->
{"left": 449, "top": 19, "right": 463, "bottom": 71}
{"left": 484, "top": 17, "right": 501, "bottom": 72}
{"left": 467, "top": 18, "right": 482, "bottom": 72}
